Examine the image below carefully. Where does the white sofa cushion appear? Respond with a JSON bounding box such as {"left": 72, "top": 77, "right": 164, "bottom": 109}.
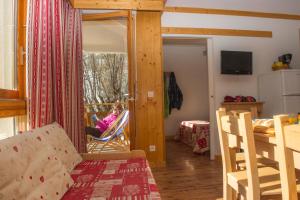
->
{"left": 32, "top": 122, "right": 82, "bottom": 172}
{"left": 0, "top": 132, "right": 74, "bottom": 200}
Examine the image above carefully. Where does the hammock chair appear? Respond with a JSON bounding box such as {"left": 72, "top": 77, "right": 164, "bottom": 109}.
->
{"left": 87, "top": 110, "right": 130, "bottom": 153}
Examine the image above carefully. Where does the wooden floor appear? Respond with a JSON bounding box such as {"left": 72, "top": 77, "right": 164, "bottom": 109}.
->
{"left": 152, "top": 140, "right": 223, "bottom": 200}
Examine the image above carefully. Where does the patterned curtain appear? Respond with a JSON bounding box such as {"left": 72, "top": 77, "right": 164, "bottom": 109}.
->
{"left": 26, "top": 0, "right": 86, "bottom": 152}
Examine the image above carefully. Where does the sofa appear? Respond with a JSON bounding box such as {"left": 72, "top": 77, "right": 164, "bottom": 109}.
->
{"left": 0, "top": 122, "right": 161, "bottom": 200}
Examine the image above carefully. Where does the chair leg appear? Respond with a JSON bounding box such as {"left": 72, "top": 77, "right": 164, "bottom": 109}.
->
{"left": 223, "top": 168, "right": 236, "bottom": 200}
{"left": 224, "top": 183, "right": 235, "bottom": 200}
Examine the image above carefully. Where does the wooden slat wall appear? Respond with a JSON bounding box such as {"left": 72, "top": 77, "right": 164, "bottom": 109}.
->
{"left": 69, "top": 0, "right": 164, "bottom": 11}
{"left": 135, "top": 11, "right": 165, "bottom": 167}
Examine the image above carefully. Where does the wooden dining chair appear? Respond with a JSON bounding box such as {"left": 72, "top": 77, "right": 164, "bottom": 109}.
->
{"left": 216, "top": 109, "right": 283, "bottom": 200}
{"left": 219, "top": 108, "right": 277, "bottom": 171}
{"left": 274, "top": 115, "right": 300, "bottom": 200}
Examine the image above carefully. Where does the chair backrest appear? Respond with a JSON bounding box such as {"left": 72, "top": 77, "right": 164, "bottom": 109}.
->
{"left": 114, "top": 110, "right": 129, "bottom": 135}
{"left": 274, "top": 115, "right": 300, "bottom": 200}
{"left": 216, "top": 108, "right": 260, "bottom": 199}
{"left": 100, "top": 110, "right": 127, "bottom": 138}
{"left": 100, "top": 110, "right": 129, "bottom": 141}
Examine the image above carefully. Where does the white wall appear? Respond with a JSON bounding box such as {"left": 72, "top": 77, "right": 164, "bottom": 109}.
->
{"left": 82, "top": 20, "right": 127, "bottom": 52}
{"left": 164, "top": 43, "right": 209, "bottom": 136}
{"left": 0, "top": 117, "right": 15, "bottom": 140}
{"left": 162, "top": 0, "right": 300, "bottom": 155}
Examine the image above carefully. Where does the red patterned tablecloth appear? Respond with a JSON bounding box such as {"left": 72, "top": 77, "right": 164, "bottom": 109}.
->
{"left": 62, "top": 158, "right": 161, "bottom": 200}
{"left": 179, "top": 120, "right": 210, "bottom": 153}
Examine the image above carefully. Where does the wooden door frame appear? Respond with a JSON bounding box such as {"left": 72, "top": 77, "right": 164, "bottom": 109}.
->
{"left": 162, "top": 35, "right": 217, "bottom": 160}
{"left": 126, "top": 11, "right": 136, "bottom": 150}
{"left": 82, "top": 11, "right": 136, "bottom": 150}
{"left": 206, "top": 38, "right": 217, "bottom": 160}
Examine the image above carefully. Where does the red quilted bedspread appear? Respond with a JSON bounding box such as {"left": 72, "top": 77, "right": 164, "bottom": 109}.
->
{"left": 62, "top": 158, "right": 161, "bottom": 200}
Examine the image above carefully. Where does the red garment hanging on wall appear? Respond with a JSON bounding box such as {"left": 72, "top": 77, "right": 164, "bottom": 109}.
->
{"left": 27, "top": 0, "right": 86, "bottom": 152}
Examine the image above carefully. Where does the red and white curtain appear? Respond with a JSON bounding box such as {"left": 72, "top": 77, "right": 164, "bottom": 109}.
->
{"left": 27, "top": 0, "right": 86, "bottom": 152}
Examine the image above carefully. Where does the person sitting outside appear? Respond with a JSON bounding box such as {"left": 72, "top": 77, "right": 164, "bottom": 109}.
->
{"left": 85, "top": 102, "right": 123, "bottom": 138}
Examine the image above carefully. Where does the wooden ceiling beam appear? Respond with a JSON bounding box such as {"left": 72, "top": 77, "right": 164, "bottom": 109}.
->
{"left": 70, "top": 0, "right": 164, "bottom": 11}
{"left": 162, "top": 27, "right": 273, "bottom": 38}
{"left": 164, "top": 7, "right": 300, "bottom": 20}
{"left": 82, "top": 11, "right": 129, "bottom": 21}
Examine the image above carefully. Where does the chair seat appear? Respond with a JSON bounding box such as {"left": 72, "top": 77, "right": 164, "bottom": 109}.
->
{"left": 236, "top": 152, "right": 278, "bottom": 170}
{"left": 228, "top": 167, "right": 300, "bottom": 197}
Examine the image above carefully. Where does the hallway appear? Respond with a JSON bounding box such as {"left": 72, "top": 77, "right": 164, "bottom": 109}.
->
{"left": 152, "top": 140, "right": 223, "bottom": 200}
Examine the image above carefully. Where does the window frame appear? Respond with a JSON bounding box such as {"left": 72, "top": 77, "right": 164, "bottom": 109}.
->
{"left": 0, "top": 0, "right": 27, "bottom": 119}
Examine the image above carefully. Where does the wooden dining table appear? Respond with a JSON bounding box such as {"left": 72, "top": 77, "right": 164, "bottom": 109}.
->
{"left": 228, "top": 130, "right": 300, "bottom": 170}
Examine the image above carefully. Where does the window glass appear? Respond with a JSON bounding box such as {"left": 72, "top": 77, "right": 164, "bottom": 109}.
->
{"left": 0, "top": 117, "right": 16, "bottom": 140}
{"left": 0, "top": 0, "right": 17, "bottom": 90}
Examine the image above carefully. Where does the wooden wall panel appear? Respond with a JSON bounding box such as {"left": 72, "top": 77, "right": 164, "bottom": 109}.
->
{"left": 135, "top": 11, "right": 165, "bottom": 167}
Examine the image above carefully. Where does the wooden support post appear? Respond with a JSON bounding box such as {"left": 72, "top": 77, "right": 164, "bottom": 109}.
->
{"left": 135, "top": 11, "right": 165, "bottom": 167}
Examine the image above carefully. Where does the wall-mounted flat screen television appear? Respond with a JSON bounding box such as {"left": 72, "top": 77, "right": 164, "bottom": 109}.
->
{"left": 221, "top": 50, "right": 252, "bottom": 75}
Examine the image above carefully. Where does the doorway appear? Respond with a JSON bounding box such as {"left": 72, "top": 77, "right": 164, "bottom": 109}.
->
{"left": 81, "top": 10, "right": 135, "bottom": 153}
{"left": 163, "top": 37, "right": 216, "bottom": 160}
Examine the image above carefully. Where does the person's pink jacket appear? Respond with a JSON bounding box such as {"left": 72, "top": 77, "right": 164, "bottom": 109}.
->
{"left": 95, "top": 113, "right": 118, "bottom": 132}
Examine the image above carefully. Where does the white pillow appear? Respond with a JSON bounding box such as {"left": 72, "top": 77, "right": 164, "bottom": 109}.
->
{"left": 32, "top": 122, "right": 82, "bottom": 172}
{"left": 0, "top": 132, "right": 74, "bottom": 200}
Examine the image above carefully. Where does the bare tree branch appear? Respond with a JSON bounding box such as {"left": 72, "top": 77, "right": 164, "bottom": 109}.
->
{"left": 83, "top": 51, "right": 128, "bottom": 112}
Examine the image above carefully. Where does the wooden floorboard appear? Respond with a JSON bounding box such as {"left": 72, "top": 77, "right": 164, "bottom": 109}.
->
{"left": 152, "top": 140, "right": 223, "bottom": 200}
